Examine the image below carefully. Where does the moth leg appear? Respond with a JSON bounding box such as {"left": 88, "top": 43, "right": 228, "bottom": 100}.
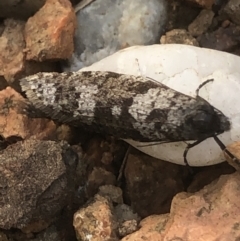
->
{"left": 183, "top": 139, "right": 206, "bottom": 166}
{"left": 136, "top": 141, "right": 170, "bottom": 148}
{"left": 213, "top": 135, "right": 240, "bottom": 165}
{"left": 117, "top": 145, "right": 131, "bottom": 186}
{"left": 196, "top": 79, "right": 214, "bottom": 96}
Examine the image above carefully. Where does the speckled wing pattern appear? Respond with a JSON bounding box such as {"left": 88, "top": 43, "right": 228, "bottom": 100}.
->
{"left": 20, "top": 71, "right": 231, "bottom": 142}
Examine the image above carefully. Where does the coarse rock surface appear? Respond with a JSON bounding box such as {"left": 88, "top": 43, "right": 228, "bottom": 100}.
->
{"left": 187, "top": 162, "right": 235, "bottom": 192}
{"left": 73, "top": 186, "right": 140, "bottom": 241}
{"left": 79, "top": 137, "right": 127, "bottom": 198}
{"left": 124, "top": 149, "right": 187, "bottom": 217}
{"left": 0, "top": 18, "right": 58, "bottom": 88}
{"left": 118, "top": 220, "right": 138, "bottom": 238}
{"left": 86, "top": 167, "right": 117, "bottom": 197}
{"left": 25, "top": 0, "right": 76, "bottom": 61}
{"left": 188, "top": 9, "right": 215, "bottom": 37}
{"left": 114, "top": 204, "right": 140, "bottom": 237}
{"left": 31, "top": 225, "right": 61, "bottom": 241}
{"left": 0, "top": 140, "right": 78, "bottom": 231}
{"left": 123, "top": 172, "right": 240, "bottom": 241}
{"left": 160, "top": 29, "right": 199, "bottom": 45}
{"left": 99, "top": 185, "right": 123, "bottom": 204}
{"left": 0, "top": 87, "right": 57, "bottom": 145}
{"left": 0, "top": 0, "right": 46, "bottom": 19}
{"left": 64, "top": 0, "right": 167, "bottom": 71}
{"left": 220, "top": 0, "right": 240, "bottom": 25}
{"left": 0, "top": 231, "right": 8, "bottom": 241}
{"left": 166, "top": 0, "right": 200, "bottom": 31}
{"left": 198, "top": 23, "right": 240, "bottom": 53}
{"left": 0, "top": 19, "right": 25, "bottom": 82}
{"left": 163, "top": 172, "right": 240, "bottom": 241}
{"left": 6, "top": 222, "right": 74, "bottom": 241}
{"left": 73, "top": 194, "right": 118, "bottom": 241}
{"left": 184, "top": 0, "right": 215, "bottom": 9}
{"left": 121, "top": 214, "right": 169, "bottom": 241}
{"left": 224, "top": 141, "right": 240, "bottom": 171}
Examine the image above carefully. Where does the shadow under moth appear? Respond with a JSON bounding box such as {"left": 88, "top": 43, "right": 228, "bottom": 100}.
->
{"left": 19, "top": 71, "right": 233, "bottom": 165}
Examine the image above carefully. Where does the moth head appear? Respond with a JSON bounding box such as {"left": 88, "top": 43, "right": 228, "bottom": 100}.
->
{"left": 185, "top": 101, "right": 230, "bottom": 138}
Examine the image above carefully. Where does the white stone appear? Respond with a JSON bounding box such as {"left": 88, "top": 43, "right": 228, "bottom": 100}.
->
{"left": 64, "top": 0, "right": 167, "bottom": 71}
{"left": 80, "top": 44, "right": 240, "bottom": 166}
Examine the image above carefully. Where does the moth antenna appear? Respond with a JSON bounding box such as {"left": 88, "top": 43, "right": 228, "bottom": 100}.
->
{"left": 212, "top": 135, "right": 226, "bottom": 151}
{"left": 213, "top": 135, "right": 240, "bottom": 165}
{"left": 135, "top": 58, "right": 160, "bottom": 86}
{"left": 196, "top": 79, "right": 214, "bottom": 96}
{"left": 117, "top": 146, "right": 131, "bottom": 185}
{"left": 136, "top": 141, "right": 169, "bottom": 147}
{"left": 135, "top": 59, "right": 159, "bottom": 84}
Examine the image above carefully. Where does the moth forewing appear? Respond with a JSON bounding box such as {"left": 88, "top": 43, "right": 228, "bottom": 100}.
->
{"left": 19, "top": 71, "right": 231, "bottom": 165}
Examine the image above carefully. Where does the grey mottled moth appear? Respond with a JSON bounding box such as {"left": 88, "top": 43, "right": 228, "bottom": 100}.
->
{"left": 19, "top": 71, "right": 231, "bottom": 164}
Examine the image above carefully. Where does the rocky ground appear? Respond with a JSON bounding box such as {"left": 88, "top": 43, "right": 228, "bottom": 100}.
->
{"left": 0, "top": 0, "right": 240, "bottom": 240}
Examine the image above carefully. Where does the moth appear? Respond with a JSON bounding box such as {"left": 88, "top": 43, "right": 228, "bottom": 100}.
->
{"left": 19, "top": 71, "right": 231, "bottom": 165}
